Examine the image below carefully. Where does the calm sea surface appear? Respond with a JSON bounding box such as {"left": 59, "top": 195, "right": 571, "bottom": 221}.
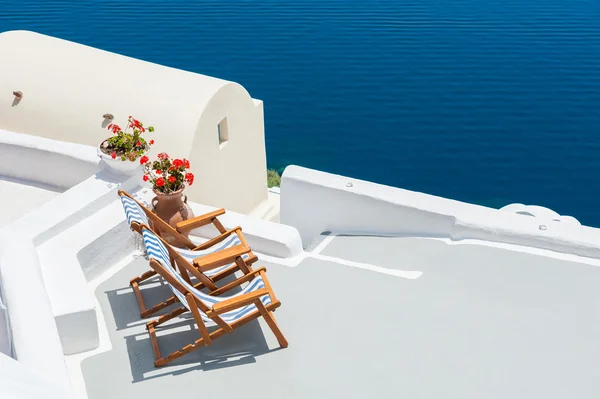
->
{"left": 2, "top": 1, "right": 600, "bottom": 225}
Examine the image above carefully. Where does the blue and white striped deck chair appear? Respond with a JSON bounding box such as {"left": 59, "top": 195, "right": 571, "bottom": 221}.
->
{"left": 118, "top": 189, "right": 242, "bottom": 251}
{"left": 118, "top": 190, "right": 257, "bottom": 318}
{"left": 142, "top": 227, "right": 288, "bottom": 367}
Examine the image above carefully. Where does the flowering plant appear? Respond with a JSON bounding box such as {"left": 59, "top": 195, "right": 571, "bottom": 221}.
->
{"left": 142, "top": 152, "right": 195, "bottom": 193}
{"left": 100, "top": 116, "right": 155, "bottom": 161}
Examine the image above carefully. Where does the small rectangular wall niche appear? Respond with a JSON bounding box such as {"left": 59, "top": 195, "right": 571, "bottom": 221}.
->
{"left": 218, "top": 117, "right": 229, "bottom": 149}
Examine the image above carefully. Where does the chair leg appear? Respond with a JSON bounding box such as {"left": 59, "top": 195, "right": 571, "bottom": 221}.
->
{"left": 154, "top": 337, "right": 207, "bottom": 367}
{"left": 131, "top": 269, "right": 158, "bottom": 285}
{"left": 186, "top": 293, "right": 212, "bottom": 346}
{"left": 148, "top": 324, "right": 162, "bottom": 362}
{"left": 152, "top": 304, "right": 287, "bottom": 368}
{"left": 154, "top": 324, "right": 230, "bottom": 367}
{"left": 256, "top": 300, "right": 288, "bottom": 348}
{"left": 130, "top": 270, "right": 160, "bottom": 317}
{"left": 147, "top": 306, "right": 187, "bottom": 329}
{"left": 141, "top": 295, "right": 180, "bottom": 319}
{"left": 130, "top": 281, "right": 148, "bottom": 317}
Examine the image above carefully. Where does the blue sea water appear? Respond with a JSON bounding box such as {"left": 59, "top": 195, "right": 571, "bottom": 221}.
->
{"left": 2, "top": 1, "right": 600, "bottom": 225}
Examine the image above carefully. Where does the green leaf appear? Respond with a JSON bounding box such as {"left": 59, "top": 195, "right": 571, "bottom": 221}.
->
{"left": 267, "top": 169, "right": 281, "bottom": 188}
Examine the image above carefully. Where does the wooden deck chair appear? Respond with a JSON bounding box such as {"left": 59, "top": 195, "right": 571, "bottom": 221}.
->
{"left": 118, "top": 190, "right": 258, "bottom": 318}
{"left": 118, "top": 190, "right": 233, "bottom": 249}
{"left": 141, "top": 226, "right": 288, "bottom": 367}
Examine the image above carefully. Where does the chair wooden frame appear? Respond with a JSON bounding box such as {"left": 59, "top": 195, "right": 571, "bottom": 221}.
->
{"left": 118, "top": 189, "right": 233, "bottom": 249}
{"left": 134, "top": 223, "right": 259, "bottom": 318}
{"left": 118, "top": 190, "right": 258, "bottom": 318}
{"left": 142, "top": 227, "right": 288, "bottom": 367}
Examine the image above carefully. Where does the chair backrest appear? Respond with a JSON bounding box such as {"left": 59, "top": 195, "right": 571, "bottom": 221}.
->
{"left": 118, "top": 190, "right": 196, "bottom": 248}
{"left": 119, "top": 194, "right": 149, "bottom": 227}
{"left": 142, "top": 227, "right": 220, "bottom": 307}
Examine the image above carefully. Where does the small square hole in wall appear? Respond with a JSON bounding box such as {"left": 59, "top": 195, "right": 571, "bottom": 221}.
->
{"left": 218, "top": 117, "right": 229, "bottom": 149}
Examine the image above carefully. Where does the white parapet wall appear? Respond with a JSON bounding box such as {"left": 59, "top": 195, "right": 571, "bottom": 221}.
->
{"left": 0, "top": 129, "right": 98, "bottom": 189}
{"left": 0, "top": 30, "right": 268, "bottom": 215}
{"left": 280, "top": 166, "right": 600, "bottom": 259}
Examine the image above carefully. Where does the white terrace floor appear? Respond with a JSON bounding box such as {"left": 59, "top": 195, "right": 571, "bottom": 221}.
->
{"left": 76, "top": 235, "right": 600, "bottom": 399}
{"left": 0, "top": 176, "right": 63, "bottom": 226}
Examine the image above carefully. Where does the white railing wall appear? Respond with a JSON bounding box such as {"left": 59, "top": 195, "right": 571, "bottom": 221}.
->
{"left": 280, "top": 166, "right": 600, "bottom": 259}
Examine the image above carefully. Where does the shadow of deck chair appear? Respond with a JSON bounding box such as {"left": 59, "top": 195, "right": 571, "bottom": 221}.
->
{"left": 118, "top": 190, "right": 258, "bottom": 318}
{"left": 141, "top": 226, "right": 288, "bottom": 367}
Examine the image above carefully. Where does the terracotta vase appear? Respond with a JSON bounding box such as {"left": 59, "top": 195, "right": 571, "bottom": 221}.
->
{"left": 150, "top": 186, "right": 195, "bottom": 248}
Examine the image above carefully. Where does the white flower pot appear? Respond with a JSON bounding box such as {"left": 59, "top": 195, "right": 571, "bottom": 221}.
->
{"left": 97, "top": 142, "right": 143, "bottom": 176}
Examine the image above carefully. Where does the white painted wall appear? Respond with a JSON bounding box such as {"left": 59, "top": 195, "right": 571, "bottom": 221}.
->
{"left": 0, "top": 129, "right": 98, "bottom": 189}
{"left": 0, "top": 30, "right": 268, "bottom": 214}
{"left": 0, "top": 275, "right": 11, "bottom": 357}
{"left": 280, "top": 166, "right": 600, "bottom": 259}
{"left": 0, "top": 233, "right": 71, "bottom": 392}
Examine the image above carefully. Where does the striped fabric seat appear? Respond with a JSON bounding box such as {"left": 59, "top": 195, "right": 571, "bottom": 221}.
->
{"left": 174, "top": 235, "right": 251, "bottom": 278}
{"left": 142, "top": 229, "right": 271, "bottom": 325}
{"left": 120, "top": 195, "right": 149, "bottom": 226}
{"left": 119, "top": 194, "right": 248, "bottom": 278}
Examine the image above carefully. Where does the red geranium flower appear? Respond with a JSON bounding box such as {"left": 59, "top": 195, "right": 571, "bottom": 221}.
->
{"left": 107, "top": 124, "right": 121, "bottom": 134}
{"left": 185, "top": 173, "right": 194, "bottom": 186}
{"left": 105, "top": 116, "right": 154, "bottom": 165}
{"left": 157, "top": 152, "right": 169, "bottom": 160}
{"left": 139, "top": 155, "right": 149, "bottom": 164}
{"left": 183, "top": 158, "right": 190, "bottom": 169}
{"left": 156, "top": 177, "right": 165, "bottom": 187}
{"left": 168, "top": 176, "right": 176, "bottom": 183}
{"left": 149, "top": 140, "right": 154, "bottom": 145}
{"left": 142, "top": 175, "right": 149, "bottom": 182}
{"left": 155, "top": 170, "right": 162, "bottom": 175}
{"left": 172, "top": 159, "right": 184, "bottom": 168}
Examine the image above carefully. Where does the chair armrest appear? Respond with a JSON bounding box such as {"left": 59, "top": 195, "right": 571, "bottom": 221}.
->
{"left": 193, "top": 244, "right": 251, "bottom": 272}
{"left": 209, "top": 267, "right": 266, "bottom": 296}
{"left": 192, "top": 227, "right": 242, "bottom": 251}
{"left": 209, "top": 288, "right": 269, "bottom": 315}
{"left": 175, "top": 208, "right": 226, "bottom": 232}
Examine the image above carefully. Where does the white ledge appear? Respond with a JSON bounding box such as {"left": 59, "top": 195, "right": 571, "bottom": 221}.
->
{"left": 0, "top": 129, "right": 99, "bottom": 189}
{"left": 281, "top": 165, "right": 600, "bottom": 259}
